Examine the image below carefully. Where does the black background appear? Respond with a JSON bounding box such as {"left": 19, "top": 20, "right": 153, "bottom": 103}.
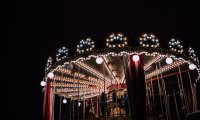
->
{"left": 1, "top": 0, "right": 200, "bottom": 119}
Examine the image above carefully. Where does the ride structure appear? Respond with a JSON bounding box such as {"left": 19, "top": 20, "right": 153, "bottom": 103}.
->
{"left": 42, "top": 33, "right": 200, "bottom": 120}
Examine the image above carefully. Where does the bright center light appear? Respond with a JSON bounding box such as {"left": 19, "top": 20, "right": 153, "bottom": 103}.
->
{"left": 166, "top": 57, "right": 173, "bottom": 64}
{"left": 96, "top": 57, "right": 103, "bottom": 64}
{"left": 78, "top": 102, "right": 81, "bottom": 106}
{"left": 132, "top": 55, "right": 140, "bottom": 62}
{"left": 63, "top": 98, "right": 67, "bottom": 104}
{"left": 189, "top": 64, "right": 196, "bottom": 70}
{"left": 47, "top": 72, "right": 54, "bottom": 78}
{"left": 40, "top": 81, "right": 46, "bottom": 86}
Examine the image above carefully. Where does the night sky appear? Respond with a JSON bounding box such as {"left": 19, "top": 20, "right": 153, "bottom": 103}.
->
{"left": 1, "top": 0, "right": 200, "bottom": 120}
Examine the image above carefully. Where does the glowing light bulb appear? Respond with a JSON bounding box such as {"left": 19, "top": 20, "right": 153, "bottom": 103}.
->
{"left": 63, "top": 98, "right": 67, "bottom": 104}
{"left": 40, "top": 81, "right": 46, "bottom": 86}
{"left": 189, "top": 64, "right": 196, "bottom": 70}
{"left": 96, "top": 57, "right": 103, "bottom": 64}
{"left": 132, "top": 55, "right": 140, "bottom": 62}
{"left": 166, "top": 57, "right": 173, "bottom": 64}
{"left": 47, "top": 72, "right": 54, "bottom": 78}
{"left": 78, "top": 102, "right": 81, "bottom": 106}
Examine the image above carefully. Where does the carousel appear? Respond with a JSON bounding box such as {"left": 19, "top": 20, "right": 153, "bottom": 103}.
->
{"left": 41, "top": 33, "right": 200, "bottom": 120}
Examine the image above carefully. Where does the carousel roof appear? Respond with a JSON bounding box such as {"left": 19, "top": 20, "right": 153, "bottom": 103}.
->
{"left": 42, "top": 33, "right": 200, "bottom": 100}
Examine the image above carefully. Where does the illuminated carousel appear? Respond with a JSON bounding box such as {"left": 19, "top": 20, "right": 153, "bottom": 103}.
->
{"left": 41, "top": 33, "right": 200, "bottom": 120}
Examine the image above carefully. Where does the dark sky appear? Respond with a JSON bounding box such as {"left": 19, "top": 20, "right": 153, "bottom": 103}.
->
{"left": 1, "top": 0, "right": 200, "bottom": 120}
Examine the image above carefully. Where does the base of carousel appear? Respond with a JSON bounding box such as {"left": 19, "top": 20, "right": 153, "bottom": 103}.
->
{"left": 84, "top": 116, "right": 170, "bottom": 120}
{"left": 85, "top": 116, "right": 129, "bottom": 120}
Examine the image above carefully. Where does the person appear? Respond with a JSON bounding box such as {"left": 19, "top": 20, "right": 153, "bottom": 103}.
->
{"left": 123, "top": 92, "right": 129, "bottom": 116}
{"left": 100, "top": 92, "right": 106, "bottom": 117}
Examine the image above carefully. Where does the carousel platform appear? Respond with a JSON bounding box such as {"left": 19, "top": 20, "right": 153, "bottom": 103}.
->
{"left": 85, "top": 116, "right": 130, "bottom": 120}
{"left": 85, "top": 116, "right": 163, "bottom": 120}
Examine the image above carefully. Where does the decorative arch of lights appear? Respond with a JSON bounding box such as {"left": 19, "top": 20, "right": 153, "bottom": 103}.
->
{"left": 43, "top": 33, "right": 200, "bottom": 100}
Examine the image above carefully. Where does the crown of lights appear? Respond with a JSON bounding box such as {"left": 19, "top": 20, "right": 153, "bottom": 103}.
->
{"left": 106, "top": 33, "right": 127, "bottom": 48}
{"left": 56, "top": 46, "right": 68, "bottom": 61}
{"left": 139, "top": 34, "right": 159, "bottom": 48}
{"left": 169, "top": 38, "right": 183, "bottom": 53}
{"left": 45, "top": 33, "right": 200, "bottom": 83}
{"left": 77, "top": 38, "right": 95, "bottom": 53}
{"left": 189, "top": 47, "right": 199, "bottom": 64}
{"left": 45, "top": 56, "right": 52, "bottom": 74}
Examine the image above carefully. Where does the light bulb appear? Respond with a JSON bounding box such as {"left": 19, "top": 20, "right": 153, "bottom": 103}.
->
{"left": 166, "top": 57, "right": 173, "bottom": 64}
{"left": 63, "top": 98, "right": 67, "bottom": 104}
{"left": 40, "top": 81, "right": 46, "bottom": 86}
{"left": 78, "top": 102, "right": 81, "bottom": 106}
{"left": 96, "top": 57, "right": 103, "bottom": 64}
{"left": 47, "top": 72, "right": 54, "bottom": 78}
{"left": 189, "top": 64, "right": 196, "bottom": 70}
{"left": 132, "top": 55, "right": 140, "bottom": 62}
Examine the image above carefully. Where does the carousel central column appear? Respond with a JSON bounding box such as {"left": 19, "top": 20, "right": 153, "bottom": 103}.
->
{"left": 123, "top": 55, "right": 146, "bottom": 120}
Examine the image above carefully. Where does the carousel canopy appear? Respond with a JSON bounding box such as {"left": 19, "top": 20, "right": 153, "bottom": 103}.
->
{"left": 42, "top": 33, "right": 200, "bottom": 100}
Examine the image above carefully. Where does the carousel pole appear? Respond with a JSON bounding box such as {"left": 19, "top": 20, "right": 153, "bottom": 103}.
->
{"left": 187, "top": 70, "right": 196, "bottom": 112}
{"left": 51, "top": 77, "right": 56, "bottom": 120}
{"left": 155, "top": 64, "right": 164, "bottom": 119}
{"left": 177, "top": 65, "right": 189, "bottom": 114}
{"left": 59, "top": 95, "right": 62, "bottom": 120}
{"left": 167, "top": 94, "right": 171, "bottom": 119}
{"left": 78, "top": 66, "right": 80, "bottom": 119}
{"left": 69, "top": 99, "right": 71, "bottom": 120}
{"left": 146, "top": 83, "right": 151, "bottom": 119}
{"left": 72, "top": 74, "right": 75, "bottom": 120}
{"left": 150, "top": 77, "right": 155, "bottom": 116}
{"left": 158, "top": 61, "right": 170, "bottom": 120}
{"left": 59, "top": 72, "right": 63, "bottom": 120}
{"left": 173, "top": 90, "right": 180, "bottom": 120}
{"left": 99, "top": 87, "right": 101, "bottom": 117}
{"left": 116, "top": 82, "right": 118, "bottom": 116}
{"left": 148, "top": 81, "right": 153, "bottom": 118}
{"left": 102, "top": 59, "right": 106, "bottom": 120}
{"left": 72, "top": 97, "right": 74, "bottom": 120}
{"left": 193, "top": 84, "right": 197, "bottom": 111}
{"left": 176, "top": 75, "right": 186, "bottom": 118}
{"left": 83, "top": 91, "right": 85, "bottom": 120}
{"left": 96, "top": 95, "right": 98, "bottom": 118}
